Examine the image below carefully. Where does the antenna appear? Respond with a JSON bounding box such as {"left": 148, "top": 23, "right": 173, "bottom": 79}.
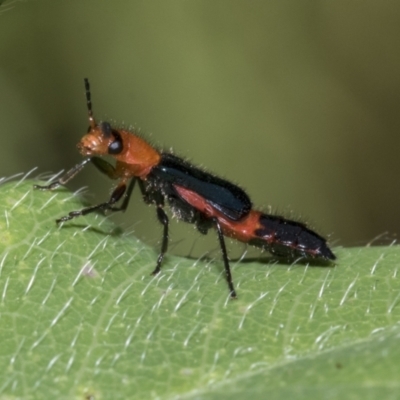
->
{"left": 84, "top": 78, "right": 96, "bottom": 129}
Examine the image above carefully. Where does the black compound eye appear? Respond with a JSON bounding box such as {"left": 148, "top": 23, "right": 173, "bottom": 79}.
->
{"left": 99, "top": 122, "right": 112, "bottom": 138}
{"left": 108, "top": 130, "right": 123, "bottom": 154}
{"left": 108, "top": 140, "right": 123, "bottom": 154}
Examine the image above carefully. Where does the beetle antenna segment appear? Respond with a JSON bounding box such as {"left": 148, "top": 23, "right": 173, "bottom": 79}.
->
{"left": 84, "top": 78, "right": 96, "bottom": 129}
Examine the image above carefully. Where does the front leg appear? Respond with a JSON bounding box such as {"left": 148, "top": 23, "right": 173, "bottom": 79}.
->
{"left": 34, "top": 157, "right": 118, "bottom": 191}
{"left": 34, "top": 158, "right": 92, "bottom": 190}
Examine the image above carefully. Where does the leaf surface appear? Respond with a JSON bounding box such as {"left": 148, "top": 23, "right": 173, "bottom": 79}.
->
{"left": 0, "top": 178, "right": 398, "bottom": 399}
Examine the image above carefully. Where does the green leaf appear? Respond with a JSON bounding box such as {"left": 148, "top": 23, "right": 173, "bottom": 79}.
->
{"left": 0, "top": 177, "right": 399, "bottom": 399}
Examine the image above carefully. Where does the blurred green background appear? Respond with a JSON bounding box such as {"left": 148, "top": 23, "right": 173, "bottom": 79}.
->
{"left": 1, "top": 0, "right": 400, "bottom": 256}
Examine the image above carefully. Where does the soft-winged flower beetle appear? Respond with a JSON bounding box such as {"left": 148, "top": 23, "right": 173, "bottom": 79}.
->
{"left": 35, "top": 79, "right": 336, "bottom": 298}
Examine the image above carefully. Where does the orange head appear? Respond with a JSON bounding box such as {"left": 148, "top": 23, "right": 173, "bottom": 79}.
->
{"left": 77, "top": 79, "right": 161, "bottom": 179}
{"left": 78, "top": 121, "right": 124, "bottom": 157}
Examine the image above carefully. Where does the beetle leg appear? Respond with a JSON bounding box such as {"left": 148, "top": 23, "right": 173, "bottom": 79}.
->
{"left": 212, "top": 218, "right": 237, "bottom": 299}
{"left": 108, "top": 178, "right": 136, "bottom": 212}
{"left": 151, "top": 206, "right": 169, "bottom": 276}
{"left": 90, "top": 157, "right": 118, "bottom": 179}
{"left": 34, "top": 158, "right": 92, "bottom": 190}
{"left": 136, "top": 180, "right": 169, "bottom": 275}
{"left": 34, "top": 156, "right": 119, "bottom": 192}
{"left": 56, "top": 182, "right": 127, "bottom": 223}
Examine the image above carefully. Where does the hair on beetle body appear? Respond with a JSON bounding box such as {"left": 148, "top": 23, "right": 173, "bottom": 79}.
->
{"left": 34, "top": 79, "right": 336, "bottom": 299}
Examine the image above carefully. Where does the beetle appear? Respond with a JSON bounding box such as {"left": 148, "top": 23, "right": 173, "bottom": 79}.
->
{"left": 35, "top": 79, "right": 335, "bottom": 298}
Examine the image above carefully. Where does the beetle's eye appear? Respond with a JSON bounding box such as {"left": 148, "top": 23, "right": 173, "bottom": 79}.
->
{"left": 108, "top": 130, "right": 123, "bottom": 154}
{"left": 99, "top": 122, "right": 112, "bottom": 138}
{"left": 108, "top": 140, "right": 122, "bottom": 154}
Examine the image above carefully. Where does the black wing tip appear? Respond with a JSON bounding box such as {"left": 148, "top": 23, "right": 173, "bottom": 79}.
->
{"left": 318, "top": 245, "right": 336, "bottom": 262}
